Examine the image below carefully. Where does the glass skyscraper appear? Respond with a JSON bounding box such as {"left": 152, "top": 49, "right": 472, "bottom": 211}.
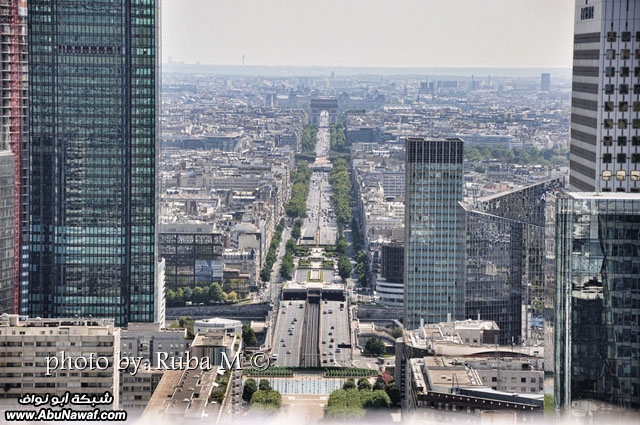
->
{"left": 0, "top": 151, "right": 13, "bottom": 314}
{"left": 25, "top": 0, "right": 159, "bottom": 325}
{"left": 464, "top": 178, "right": 564, "bottom": 344}
{"left": 555, "top": 193, "right": 640, "bottom": 411}
{"left": 404, "top": 137, "right": 464, "bottom": 329}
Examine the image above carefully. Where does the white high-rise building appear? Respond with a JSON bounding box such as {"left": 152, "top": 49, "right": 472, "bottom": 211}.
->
{"left": 570, "top": 0, "right": 640, "bottom": 193}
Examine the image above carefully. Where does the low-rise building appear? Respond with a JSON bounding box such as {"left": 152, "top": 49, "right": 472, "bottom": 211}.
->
{"left": 120, "top": 322, "right": 190, "bottom": 368}
{"left": 119, "top": 367, "right": 164, "bottom": 416}
{"left": 0, "top": 314, "right": 120, "bottom": 410}
{"left": 396, "top": 320, "right": 545, "bottom": 422}
{"left": 194, "top": 317, "right": 242, "bottom": 337}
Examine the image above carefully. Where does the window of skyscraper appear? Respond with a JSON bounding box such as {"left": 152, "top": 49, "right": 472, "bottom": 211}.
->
{"left": 606, "top": 67, "right": 615, "bottom": 77}
{"left": 603, "top": 136, "right": 613, "bottom": 146}
{"left": 607, "top": 32, "right": 617, "bottom": 42}
{"left": 617, "top": 153, "right": 627, "bottom": 163}
{"left": 603, "top": 153, "right": 613, "bottom": 163}
{"left": 622, "top": 32, "right": 631, "bottom": 42}
{"left": 621, "top": 49, "right": 631, "bottom": 60}
{"left": 617, "top": 170, "right": 627, "bottom": 180}
{"left": 620, "top": 84, "right": 629, "bottom": 94}
{"left": 619, "top": 101, "right": 629, "bottom": 111}
{"left": 602, "top": 170, "right": 613, "bottom": 181}
{"left": 621, "top": 67, "right": 630, "bottom": 77}
{"left": 618, "top": 136, "right": 627, "bottom": 146}
{"left": 606, "top": 49, "right": 616, "bottom": 60}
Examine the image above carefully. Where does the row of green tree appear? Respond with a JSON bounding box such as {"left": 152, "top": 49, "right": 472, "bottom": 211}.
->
{"left": 259, "top": 219, "right": 285, "bottom": 283}
{"left": 351, "top": 219, "right": 370, "bottom": 287}
{"left": 242, "top": 379, "right": 282, "bottom": 413}
{"left": 326, "top": 377, "right": 400, "bottom": 420}
{"left": 333, "top": 230, "right": 352, "bottom": 280}
{"left": 330, "top": 122, "right": 348, "bottom": 152}
{"left": 354, "top": 250, "right": 369, "bottom": 287}
{"left": 279, "top": 238, "right": 297, "bottom": 281}
{"left": 301, "top": 124, "right": 319, "bottom": 152}
{"left": 329, "top": 158, "right": 352, "bottom": 227}
{"left": 338, "top": 255, "right": 352, "bottom": 280}
{"left": 465, "top": 145, "right": 569, "bottom": 166}
{"left": 291, "top": 219, "right": 303, "bottom": 240}
{"left": 242, "top": 324, "right": 258, "bottom": 347}
{"left": 166, "top": 282, "right": 238, "bottom": 307}
{"left": 285, "top": 161, "right": 312, "bottom": 219}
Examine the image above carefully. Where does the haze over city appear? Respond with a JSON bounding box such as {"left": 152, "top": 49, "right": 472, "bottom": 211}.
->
{"left": 162, "top": 0, "right": 574, "bottom": 69}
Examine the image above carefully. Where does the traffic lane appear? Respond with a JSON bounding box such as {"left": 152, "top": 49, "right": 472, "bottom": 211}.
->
{"left": 272, "top": 301, "right": 306, "bottom": 367}
{"left": 319, "top": 301, "right": 351, "bottom": 367}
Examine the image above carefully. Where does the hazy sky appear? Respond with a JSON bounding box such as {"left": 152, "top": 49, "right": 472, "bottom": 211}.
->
{"left": 161, "top": 0, "right": 574, "bottom": 69}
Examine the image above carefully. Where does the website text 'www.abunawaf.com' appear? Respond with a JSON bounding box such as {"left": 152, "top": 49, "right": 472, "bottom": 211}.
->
{"left": 4, "top": 392, "right": 126, "bottom": 422}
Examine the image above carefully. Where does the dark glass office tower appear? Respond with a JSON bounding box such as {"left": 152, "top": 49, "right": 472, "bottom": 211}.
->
{"left": 25, "top": 0, "right": 159, "bottom": 325}
{"left": 555, "top": 193, "right": 640, "bottom": 411}
{"left": 404, "top": 137, "right": 464, "bottom": 329}
{"left": 464, "top": 177, "right": 564, "bottom": 344}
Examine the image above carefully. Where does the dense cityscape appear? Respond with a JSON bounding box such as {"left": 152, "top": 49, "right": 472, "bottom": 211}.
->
{"left": 0, "top": 1, "right": 638, "bottom": 424}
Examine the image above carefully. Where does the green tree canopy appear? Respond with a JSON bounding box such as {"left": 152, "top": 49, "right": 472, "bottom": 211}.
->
{"left": 342, "top": 378, "right": 356, "bottom": 390}
{"left": 338, "top": 255, "right": 352, "bottom": 280}
{"left": 242, "top": 378, "right": 257, "bottom": 402}
{"left": 365, "top": 338, "right": 385, "bottom": 356}
{"left": 357, "top": 378, "right": 372, "bottom": 391}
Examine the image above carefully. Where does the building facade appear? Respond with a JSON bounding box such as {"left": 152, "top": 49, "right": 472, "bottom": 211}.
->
{"left": 0, "top": 314, "right": 120, "bottom": 409}
{"left": 569, "top": 0, "right": 640, "bottom": 192}
{"left": 0, "top": 0, "right": 27, "bottom": 315}
{"left": 463, "top": 207, "right": 525, "bottom": 345}
{"left": 25, "top": 0, "right": 160, "bottom": 325}
{"left": 554, "top": 193, "right": 640, "bottom": 411}
{"left": 0, "top": 152, "right": 13, "bottom": 314}
{"left": 375, "top": 242, "right": 404, "bottom": 307}
{"left": 158, "top": 223, "right": 224, "bottom": 290}
{"left": 404, "top": 137, "right": 464, "bottom": 329}
{"left": 541, "top": 73, "right": 551, "bottom": 91}
{"left": 464, "top": 178, "right": 565, "bottom": 344}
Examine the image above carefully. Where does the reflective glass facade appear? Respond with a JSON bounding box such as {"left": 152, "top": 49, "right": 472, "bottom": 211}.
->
{"left": 555, "top": 194, "right": 640, "bottom": 410}
{"left": 158, "top": 231, "right": 224, "bottom": 290}
{"left": 0, "top": 151, "right": 13, "bottom": 314}
{"left": 466, "top": 178, "right": 564, "bottom": 343}
{"left": 404, "top": 138, "right": 464, "bottom": 329}
{"left": 464, "top": 208, "right": 523, "bottom": 345}
{"left": 26, "top": 0, "right": 159, "bottom": 325}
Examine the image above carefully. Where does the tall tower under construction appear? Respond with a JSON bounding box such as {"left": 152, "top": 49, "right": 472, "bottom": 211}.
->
{"left": 0, "top": 0, "right": 27, "bottom": 314}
